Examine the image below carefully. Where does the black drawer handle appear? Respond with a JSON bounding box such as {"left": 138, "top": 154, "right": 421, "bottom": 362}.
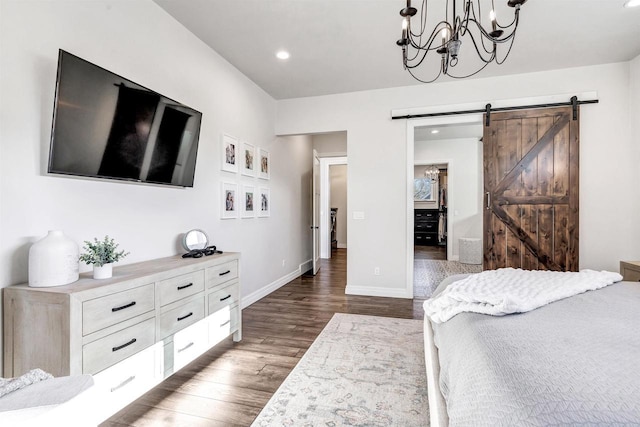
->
{"left": 219, "top": 270, "right": 231, "bottom": 276}
{"left": 177, "top": 283, "right": 193, "bottom": 291}
{"left": 220, "top": 320, "right": 231, "bottom": 327}
{"left": 220, "top": 294, "right": 232, "bottom": 301}
{"left": 112, "top": 338, "right": 137, "bottom": 352}
{"left": 177, "top": 312, "right": 193, "bottom": 322}
{"left": 112, "top": 301, "right": 136, "bottom": 312}
{"left": 110, "top": 375, "right": 135, "bottom": 393}
{"left": 177, "top": 342, "right": 194, "bottom": 353}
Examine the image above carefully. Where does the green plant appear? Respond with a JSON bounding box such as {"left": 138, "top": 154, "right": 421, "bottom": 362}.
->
{"left": 79, "top": 235, "right": 130, "bottom": 267}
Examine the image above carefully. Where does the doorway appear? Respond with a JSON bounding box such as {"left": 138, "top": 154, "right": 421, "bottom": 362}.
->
{"left": 410, "top": 119, "right": 484, "bottom": 298}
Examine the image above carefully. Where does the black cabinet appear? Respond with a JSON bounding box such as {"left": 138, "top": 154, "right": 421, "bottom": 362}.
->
{"left": 414, "top": 209, "right": 439, "bottom": 246}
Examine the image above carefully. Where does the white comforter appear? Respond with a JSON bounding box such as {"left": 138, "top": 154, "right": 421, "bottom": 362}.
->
{"left": 423, "top": 268, "right": 622, "bottom": 323}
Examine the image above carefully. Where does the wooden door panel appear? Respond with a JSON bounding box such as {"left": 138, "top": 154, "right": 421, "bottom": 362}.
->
{"left": 483, "top": 106, "right": 579, "bottom": 272}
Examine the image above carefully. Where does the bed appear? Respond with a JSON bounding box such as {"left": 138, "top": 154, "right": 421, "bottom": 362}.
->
{"left": 423, "top": 271, "right": 640, "bottom": 426}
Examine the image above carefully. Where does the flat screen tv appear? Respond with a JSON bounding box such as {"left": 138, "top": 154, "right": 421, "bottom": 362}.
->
{"left": 48, "top": 50, "right": 202, "bottom": 187}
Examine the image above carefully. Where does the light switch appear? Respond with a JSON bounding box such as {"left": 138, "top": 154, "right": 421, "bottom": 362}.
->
{"left": 353, "top": 211, "right": 365, "bottom": 220}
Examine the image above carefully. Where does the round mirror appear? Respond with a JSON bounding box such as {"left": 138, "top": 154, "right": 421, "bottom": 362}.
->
{"left": 182, "top": 229, "right": 209, "bottom": 251}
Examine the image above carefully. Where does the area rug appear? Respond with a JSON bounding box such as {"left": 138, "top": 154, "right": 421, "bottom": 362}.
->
{"left": 251, "top": 313, "right": 428, "bottom": 426}
{"left": 414, "top": 260, "right": 482, "bottom": 298}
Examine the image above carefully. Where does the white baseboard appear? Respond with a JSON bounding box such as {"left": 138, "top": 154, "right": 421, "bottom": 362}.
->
{"left": 345, "top": 284, "right": 413, "bottom": 299}
{"left": 241, "top": 268, "right": 301, "bottom": 309}
{"left": 337, "top": 243, "right": 347, "bottom": 249}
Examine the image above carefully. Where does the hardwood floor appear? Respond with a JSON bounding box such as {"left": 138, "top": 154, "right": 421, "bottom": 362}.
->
{"left": 414, "top": 244, "right": 447, "bottom": 260}
{"left": 102, "top": 249, "right": 424, "bottom": 426}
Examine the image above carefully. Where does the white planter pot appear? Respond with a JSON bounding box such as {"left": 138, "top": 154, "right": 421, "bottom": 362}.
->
{"left": 29, "top": 230, "right": 79, "bottom": 287}
{"left": 93, "top": 263, "right": 113, "bottom": 279}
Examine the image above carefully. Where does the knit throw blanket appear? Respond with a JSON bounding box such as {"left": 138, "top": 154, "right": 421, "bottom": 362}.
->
{"left": 0, "top": 368, "right": 53, "bottom": 398}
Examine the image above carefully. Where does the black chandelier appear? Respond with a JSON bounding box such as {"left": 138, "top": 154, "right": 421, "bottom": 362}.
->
{"left": 397, "top": 0, "right": 527, "bottom": 83}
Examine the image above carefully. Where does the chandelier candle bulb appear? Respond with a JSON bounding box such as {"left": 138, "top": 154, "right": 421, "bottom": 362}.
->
{"left": 490, "top": 10, "right": 497, "bottom": 31}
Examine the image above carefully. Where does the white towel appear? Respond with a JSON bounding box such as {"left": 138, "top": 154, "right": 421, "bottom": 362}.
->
{"left": 0, "top": 369, "right": 53, "bottom": 399}
{"left": 423, "top": 268, "right": 623, "bottom": 323}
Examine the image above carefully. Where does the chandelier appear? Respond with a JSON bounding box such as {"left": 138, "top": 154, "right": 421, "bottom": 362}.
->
{"left": 396, "top": 0, "right": 527, "bottom": 83}
{"left": 424, "top": 165, "right": 440, "bottom": 181}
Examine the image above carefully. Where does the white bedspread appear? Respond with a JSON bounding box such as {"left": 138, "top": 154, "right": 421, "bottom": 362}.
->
{"left": 423, "top": 268, "right": 622, "bottom": 323}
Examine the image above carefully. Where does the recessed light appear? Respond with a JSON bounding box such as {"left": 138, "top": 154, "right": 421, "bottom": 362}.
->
{"left": 624, "top": 0, "right": 640, "bottom": 7}
{"left": 431, "top": 129, "right": 440, "bottom": 134}
{"left": 276, "top": 50, "right": 290, "bottom": 60}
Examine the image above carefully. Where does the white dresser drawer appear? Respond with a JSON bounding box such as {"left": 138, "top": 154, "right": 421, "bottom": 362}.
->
{"left": 83, "top": 317, "right": 156, "bottom": 375}
{"left": 206, "top": 260, "right": 238, "bottom": 289}
{"left": 172, "top": 319, "right": 209, "bottom": 372}
{"left": 207, "top": 280, "right": 240, "bottom": 315}
{"left": 92, "top": 342, "right": 163, "bottom": 423}
{"left": 158, "top": 270, "right": 205, "bottom": 307}
{"left": 208, "top": 303, "right": 240, "bottom": 346}
{"left": 158, "top": 297, "right": 205, "bottom": 340}
{"left": 83, "top": 283, "right": 155, "bottom": 335}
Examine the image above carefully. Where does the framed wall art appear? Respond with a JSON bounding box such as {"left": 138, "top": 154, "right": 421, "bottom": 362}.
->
{"left": 258, "top": 187, "right": 270, "bottom": 217}
{"left": 241, "top": 142, "right": 256, "bottom": 177}
{"left": 242, "top": 184, "right": 256, "bottom": 218}
{"left": 221, "top": 182, "right": 238, "bottom": 219}
{"left": 258, "top": 148, "right": 270, "bottom": 180}
{"left": 221, "top": 134, "right": 238, "bottom": 173}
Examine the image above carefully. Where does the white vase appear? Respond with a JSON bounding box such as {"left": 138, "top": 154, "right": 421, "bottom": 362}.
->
{"left": 29, "top": 230, "right": 79, "bottom": 287}
{"left": 93, "top": 263, "right": 113, "bottom": 279}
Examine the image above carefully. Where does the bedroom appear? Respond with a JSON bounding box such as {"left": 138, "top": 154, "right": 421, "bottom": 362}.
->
{"left": 1, "top": 0, "right": 639, "bottom": 425}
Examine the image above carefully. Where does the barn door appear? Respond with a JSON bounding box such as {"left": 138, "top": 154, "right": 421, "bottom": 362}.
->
{"left": 483, "top": 106, "right": 579, "bottom": 271}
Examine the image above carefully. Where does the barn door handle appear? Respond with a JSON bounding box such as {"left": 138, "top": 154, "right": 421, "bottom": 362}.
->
{"left": 486, "top": 192, "right": 491, "bottom": 210}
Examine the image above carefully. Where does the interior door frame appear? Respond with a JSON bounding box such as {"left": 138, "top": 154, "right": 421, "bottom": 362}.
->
{"left": 320, "top": 156, "right": 348, "bottom": 259}
{"left": 312, "top": 150, "right": 321, "bottom": 275}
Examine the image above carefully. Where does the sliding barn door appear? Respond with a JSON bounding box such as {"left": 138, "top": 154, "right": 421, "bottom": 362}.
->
{"left": 483, "top": 106, "right": 579, "bottom": 271}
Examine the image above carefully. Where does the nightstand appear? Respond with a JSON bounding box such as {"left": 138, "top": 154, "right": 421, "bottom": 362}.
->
{"left": 620, "top": 261, "right": 640, "bottom": 282}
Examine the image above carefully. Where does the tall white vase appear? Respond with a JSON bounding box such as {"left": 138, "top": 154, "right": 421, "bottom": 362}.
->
{"left": 29, "top": 230, "right": 79, "bottom": 287}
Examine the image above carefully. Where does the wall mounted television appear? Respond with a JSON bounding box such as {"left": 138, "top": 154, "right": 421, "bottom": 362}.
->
{"left": 48, "top": 50, "right": 202, "bottom": 187}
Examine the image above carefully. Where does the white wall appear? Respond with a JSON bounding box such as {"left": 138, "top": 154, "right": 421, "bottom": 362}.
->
{"left": 312, "top": 131, "right": 347, "bottom": 157}
{"left": 276, "top": 61, "right": 640, "bottom": 297}
{"left": 0, "top": 0, "right": 312, "bottom": 373}
{"left": 415, "top": 138, "right": 483, "bottom": 259}
{"left": 329, "top": 164, "right": 347, "bottom": 247}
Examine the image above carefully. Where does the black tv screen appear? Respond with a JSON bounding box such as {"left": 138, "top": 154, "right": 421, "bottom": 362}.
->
{"left": 48, "top": 50, "right": 202, "bottom": 187}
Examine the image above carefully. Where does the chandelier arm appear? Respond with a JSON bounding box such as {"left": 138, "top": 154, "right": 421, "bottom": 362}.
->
{"left": 467, "top": 17, "right": 518, "bottom": 44}
{"left": 494, "top": 32, "right": 516, "bottom": 65}
{"left": 445, "top": 59, "right": 492, "bottom": 79}
{"left": 407, "top": 65, "right": 444, "bottom": 84}
{"left": 496, "top": 8, "right": 519, "bottom": 30}
{"left": 409, "top": 22, "right": 449, "bottom": 50}
{"left": 464, "top": 29, "right": 498, "bottom": 63}
{"left": 405, "top": 47, "right": 431, "bottom": 68}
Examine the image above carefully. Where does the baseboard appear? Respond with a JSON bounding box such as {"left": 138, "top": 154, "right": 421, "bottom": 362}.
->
{"left": 299, "top": 258, "right": 313, "bottom": 274}
{"left": 345, "top": 284, "right": 413, "bottom": 299}
{"left": 241, "top": 268, "right": 302, "bottom": 309}
{"left": 337, "top": 243, "right": 347, "bottom": 249}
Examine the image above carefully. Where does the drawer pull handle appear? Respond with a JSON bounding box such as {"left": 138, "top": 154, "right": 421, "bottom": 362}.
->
{"left": 177, "top": 283, "right": 193, "bottom": 291}
{"left": 110, "top": 375, "right": 136, "bottom": 393}
{"left": 178, "top": 342, "right": 194, "bottom": 353}
{"left": 112, "top": 301, "right": 136, "bottom": 312}
{"left": 177, "top": 312, "right": 193, "bottom": 322}
{"left": 219, "top": 270, "right": 231, "bottom": 276}
{"left": 220, "top": 320, "right": 231, "bottom": 327}
{"left": 220, "top": 294, "right": 232, "bottom": 301}
{"left": 112, "top": 338, "right": 137, "bottom": 352}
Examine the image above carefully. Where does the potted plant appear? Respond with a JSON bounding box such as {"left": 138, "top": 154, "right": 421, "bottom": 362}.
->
{"left": 79, "top": 235, "right": 129, "bottom": 279}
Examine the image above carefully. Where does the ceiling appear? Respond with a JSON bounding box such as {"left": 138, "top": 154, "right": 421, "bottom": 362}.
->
{"left": 154, "top": 0, "right": 640, "bottom": 100}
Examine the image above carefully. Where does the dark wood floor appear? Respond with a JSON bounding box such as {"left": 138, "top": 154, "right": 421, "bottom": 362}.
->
{"left": 414, "top": 244, "right": 447, "bottom": 260}
{"left": 103, "top": 249, "right": 424, "bottom": 426}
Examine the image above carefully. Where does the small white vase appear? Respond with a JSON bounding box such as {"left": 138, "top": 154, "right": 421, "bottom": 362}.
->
{"left": 93, "top": 263, "right": 113, "bottom": 279}
{"left": 29, "top": 230, "right": 79, "bottom": 287}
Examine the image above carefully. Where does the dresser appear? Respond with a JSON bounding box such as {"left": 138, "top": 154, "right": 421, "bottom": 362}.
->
{"left": 414, "top": 209, "right": 439, "bottom": 246}
{"left": 620, "top": 261, "right": 640, "bottom": 282}
{"left": 3, "top": 253, "right": 240, "bottom": 422}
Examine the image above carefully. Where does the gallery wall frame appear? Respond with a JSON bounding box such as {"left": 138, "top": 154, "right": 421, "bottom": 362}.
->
{"left": 258, "top": 148, "right": 270, "bottom": 180}
{"left": 242, "top": 184, "right": 256, "bottom": 218}
{"left": 221, "top": 181, "right": 238, "bottom": 219}
{"left": 258, "top": 187, "right": 270, "bottom": 217}
{"left": 221, "top": 134, "right": 239, "bottom": 173}
{"left": 241, "top": 141, "right": 256, "bottom": 177}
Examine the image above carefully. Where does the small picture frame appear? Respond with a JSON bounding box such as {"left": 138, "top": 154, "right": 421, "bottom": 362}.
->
{"left": 241, "top": 142, "right": 256, "bottom": 177}
{"left": 258, "top": 148, "right": 270, "bottom": 180}
{"left": 258, "top": 187, "right": 270, "bottom": 217}
{"left": 242, "top": 185, "right": 256, "bottom": 218}
{"left": 221, "top": 182, "right": 238, "bottom": 219}
{"left": 221, "top": 134, "right": 238, "bottom": 173}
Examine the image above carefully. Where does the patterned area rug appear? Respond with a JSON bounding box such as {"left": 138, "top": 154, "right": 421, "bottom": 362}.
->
{"left": 414, "top": 260, "right": 482, "bottom": 299}
{"left": 251, "top": 313, "right": 428, "bottom": 427}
